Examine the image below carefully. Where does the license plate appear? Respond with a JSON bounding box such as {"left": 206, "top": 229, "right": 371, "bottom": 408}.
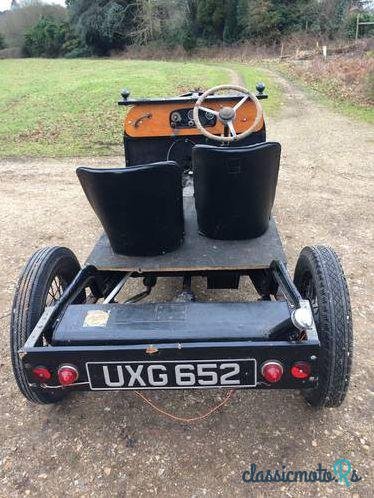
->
{"left": 86, "top": 359, "right": 257, "bottom": 390}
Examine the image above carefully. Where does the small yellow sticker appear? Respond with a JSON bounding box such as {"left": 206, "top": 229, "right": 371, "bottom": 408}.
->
{"left": 83, "top": 310, "right": 110, "bottom": 328}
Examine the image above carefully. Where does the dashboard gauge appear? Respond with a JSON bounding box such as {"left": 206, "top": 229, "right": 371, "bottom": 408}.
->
{"left": 171, "top": 111, "right": 182, "bottom": 123}
{"left": 169, "top": 107, "right": 215, "bottom": 129}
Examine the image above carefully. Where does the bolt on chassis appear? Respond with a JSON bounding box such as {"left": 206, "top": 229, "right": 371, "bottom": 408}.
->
{"left": 10, "top": 83, "right": 352, "bottom": 409}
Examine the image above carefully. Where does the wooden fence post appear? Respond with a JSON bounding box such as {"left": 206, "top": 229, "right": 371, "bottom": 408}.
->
{"left": 356, "top": 13, "right": 360, "bottom": 42}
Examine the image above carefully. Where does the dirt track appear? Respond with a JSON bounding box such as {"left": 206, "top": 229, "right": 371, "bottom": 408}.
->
{"left": 0, "top": 74, "right": 373, "bottom": 497}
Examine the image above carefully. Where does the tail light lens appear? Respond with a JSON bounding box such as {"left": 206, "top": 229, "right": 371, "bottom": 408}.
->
{"left": 261, "top": 361, "right": 283, "bottom": 383}
{"left": 57, "top": 365, "right": 79, "bottom": 386}
{"left": 32, "top": 366, "right": 52, "bottom": 382}
{"left": 291, "top": 361, "right": 311, "bottom": 379}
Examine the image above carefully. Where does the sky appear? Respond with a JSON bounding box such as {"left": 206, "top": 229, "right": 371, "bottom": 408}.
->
{"left": 0, "top": 0, "right": 66, "bottom": 11}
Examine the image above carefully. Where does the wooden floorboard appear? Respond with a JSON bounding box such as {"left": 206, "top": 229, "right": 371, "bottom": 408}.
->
{"left": 86, "top": 197, "right": 286, "bottom": 272}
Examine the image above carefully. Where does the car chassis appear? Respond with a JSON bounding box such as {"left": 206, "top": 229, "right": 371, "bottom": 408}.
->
{"left": 11, "top": 83, "right": 352, "bottom": 409}
{"left": 21, "top": 234, "right": 320, "bottom": 393}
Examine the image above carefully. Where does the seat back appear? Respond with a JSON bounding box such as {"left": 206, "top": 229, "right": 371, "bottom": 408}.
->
{"left": 77, "top": 162, "right": 184, "bottom": 256}
{"left": 192, "top": 143, "right": 281, "bottom": 240}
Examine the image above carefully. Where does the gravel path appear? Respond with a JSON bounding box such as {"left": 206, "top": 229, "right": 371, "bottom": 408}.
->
{"left": 0, "top": 73, "right": 373, "bottom": 497}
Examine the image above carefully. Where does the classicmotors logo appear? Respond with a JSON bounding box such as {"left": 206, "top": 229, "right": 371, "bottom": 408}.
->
{"left": 242, "top": 459, "right": 362, "bottom": 488}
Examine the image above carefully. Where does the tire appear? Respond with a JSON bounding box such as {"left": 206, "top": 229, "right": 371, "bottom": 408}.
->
{"left": 10, "top": 246, "right": 84, "bottom": 404}
{"left": 294, "top": 245, "right": 353, "bottom": 408}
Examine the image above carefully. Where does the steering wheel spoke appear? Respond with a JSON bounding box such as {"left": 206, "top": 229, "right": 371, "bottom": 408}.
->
{"left": 193, "top": 84, "right": 262, "bottom": 143}
{"left": 233, "top": 94, "right": 249, "bottom": 111}
{"left": 227, "top": 120, "right": 237, "bottom": 139}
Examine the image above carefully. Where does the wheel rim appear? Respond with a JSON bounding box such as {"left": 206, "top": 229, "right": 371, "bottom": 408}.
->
{"left": 39, "top": 274, "right": 67, "bottom": 346}
{"left": 45, "top": 275, "right": 66, "bottom": 307}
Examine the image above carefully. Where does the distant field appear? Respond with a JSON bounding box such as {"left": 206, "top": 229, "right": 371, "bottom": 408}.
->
{"left": 0, "top": 58, "right": 280, "bottom": 158}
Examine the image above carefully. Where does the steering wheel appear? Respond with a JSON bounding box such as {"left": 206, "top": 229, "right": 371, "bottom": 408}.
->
{"left": 193, "top": 84, "right": 263, "bottom": 143}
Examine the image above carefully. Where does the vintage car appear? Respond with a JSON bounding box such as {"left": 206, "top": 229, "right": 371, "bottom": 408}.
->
{"left": 10, "top": 83, "right": 352, "bottom": 413}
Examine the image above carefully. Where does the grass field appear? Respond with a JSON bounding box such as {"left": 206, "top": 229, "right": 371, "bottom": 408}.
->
{"left": 0, "top": 59, "right": 280, "bottom": 158}
{"left": 232, "top": 63, "right": 282, "bottom": 116}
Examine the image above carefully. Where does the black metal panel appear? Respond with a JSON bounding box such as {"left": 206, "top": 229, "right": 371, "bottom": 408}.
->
{"left": 124, "top": 129, "right": 266, "bottom": 170}
{"left": 248, "top": 269, "right": 277, "bottom": 298}
{"left": 22, "top": 339, "right": 320, "bottom": 390}
{"left": 207, "top": 272, "right": 240, "bottom": 289}
{"left": 119, "top": 93, "right": 268, "bottom": 107}
{"left": 169, "top": 107, "right": 217, "bottom": 129}
{"left": 51, "top": 301, "right": 292, "bottom": 346}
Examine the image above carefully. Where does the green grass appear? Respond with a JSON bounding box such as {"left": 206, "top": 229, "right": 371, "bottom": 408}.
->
{"left": 0, "top": 58, "right": 282, "bottom": 158}
{"left": 231, "top": 63, "right": 282, "bottom": 117}
{"left": 0, "top": 58, "right": 229, "bottom": 158}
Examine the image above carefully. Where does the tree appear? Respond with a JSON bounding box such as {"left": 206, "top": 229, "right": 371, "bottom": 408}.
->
{"left": 244, "top": 0, "right": 281, "bottom": 42}
{"left": 0, "top": 0, "right": 67, "bottom": 49}
{"left": 68, "top": 0, "right": 136, "bottom": 55}
{"left": 0, "top": 33, "right": 6, "bottom": 50}
{"left": 345, "top": 10, "right": 374, "bottom": 38}
{"left": 23, "top": 17, "right": 77, "bottom": 57}
{"left": 181, "top": 21, "right": 196, "bottom": 53}
{"left": 104, "top": 1, "right": 135, "bottom": 47}
{"left": 317, "top": 0, "right": 352, "bottom": 38}
{"left": 196, "top": 0, "right": 226, "bottom": 42}
{"left": 236, "top": 0, "right": 249, "bottom": 37}
{"left": 4, "top": 0, "right": 365, "bottom": 58}
{"left": 130, "top": 0, "right": 164, "bottom": 45}
{"left": 236, "top": 0, "right": 321, "bottom": 43}
{"left": 223, "top": 0, "right": 239, "bottom": 43}
{"left": 129, "top": 0, "right": 191, "bottom": 47}
{"left": 271, "top": 0, "right": 319, "bottom": 34}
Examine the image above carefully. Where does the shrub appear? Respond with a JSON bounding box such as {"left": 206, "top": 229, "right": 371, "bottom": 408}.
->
{"left": 64, "top": 46, "right": 92, "bottom": 58}
{"left": 181, "top": 23, "right": 197, "bottom": 54}
{"left": 23, "top": 17, "right": 66, "bottom": 57}
{"left": 23, "top": 17, "right": 83, "bottom": 58}
{"left": 0, "top": 2, "right": 67, "bottom": 49}
{"left": 285, "top": 54, "right": 374, "bottom": 106}
{"left": 366, "top": 70, "right": 374, "bottom": 103}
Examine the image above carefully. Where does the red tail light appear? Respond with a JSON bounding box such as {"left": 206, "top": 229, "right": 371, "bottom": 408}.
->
{"left": 57, "top": 365, "right": 79, "bottom": 386}
{"left": 32, "top": 366, "right": 51, "bottom": 382}
{"left": 261, "top": 361, "right": 283, "bottom": 383}
{"left": 291, "top": 361, "right": 311, "bottom": 379}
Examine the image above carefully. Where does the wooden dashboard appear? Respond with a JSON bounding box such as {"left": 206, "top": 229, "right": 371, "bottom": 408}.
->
{"left": 124, "top": 98, "right": 264, "bottom": 138}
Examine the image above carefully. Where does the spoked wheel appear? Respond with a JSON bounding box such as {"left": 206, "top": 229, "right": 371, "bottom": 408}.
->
{"left": 294, "top": 246, "right": 353, "bottom": 408}
{"left": 10, "top": 246, "right": 85, "bottom": 404}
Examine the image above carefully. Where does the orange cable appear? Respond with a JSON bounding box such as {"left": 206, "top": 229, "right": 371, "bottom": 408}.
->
{"left": 134, "top": 389, "right": 236, "bottom": 423}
